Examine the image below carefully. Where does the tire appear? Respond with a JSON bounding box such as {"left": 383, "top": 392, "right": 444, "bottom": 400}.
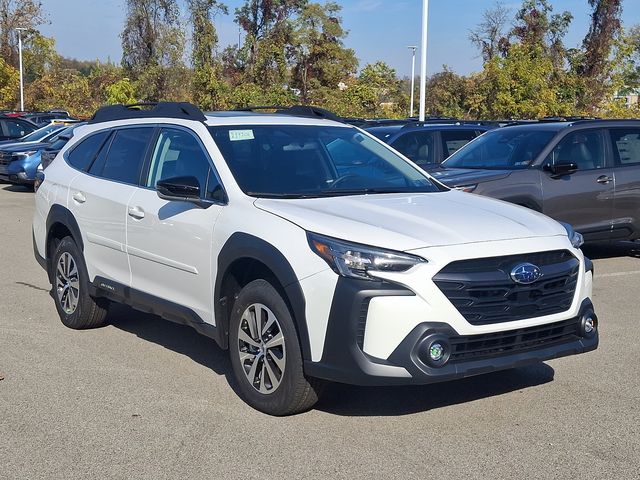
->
{"left": 51, "top": 236, "right": 109, "bottom": 329}
{"left": 228, "top": 279, "right": 322, "bottom": 415}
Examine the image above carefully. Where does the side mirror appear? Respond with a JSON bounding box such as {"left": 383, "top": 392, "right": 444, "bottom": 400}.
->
{"left": 544, "top": 162, "right": 578, "bottom": 177}
{"left": 156, "top": 176, "right": 202, "bottom": 204}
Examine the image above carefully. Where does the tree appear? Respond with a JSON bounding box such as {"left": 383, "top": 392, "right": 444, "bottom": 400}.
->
{"left": 358, "top": 62, "right": 407, "bottom": 117}
{"left": 188, "top": 0, "right": 228, "bottom": 109}
{"left": 290, "top": 2, "right": 357, "bottom": 103}
{"left": 235, "top": 0, "right": 307, "bottom": 86}
{"left": 121, "top": 0, "right": 187, "bottom": 101}
{"left": 424, "top": 68, "right": 469, "bottom": 118}
{"left": 0, "top": 56, "right": 19, "bottom": 108}
{"left": 0, "top": 0, "right": 47, "bottom": 68}
{"left": 469, "top": 2, "right": 510, "bottom": 62}
{"left": 574, "top": 0, "right": 623, "bottom": 112}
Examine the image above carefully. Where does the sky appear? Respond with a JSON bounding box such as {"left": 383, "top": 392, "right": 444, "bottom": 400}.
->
{"left": 38, "top": 0, "right": 640, "bottom": 78}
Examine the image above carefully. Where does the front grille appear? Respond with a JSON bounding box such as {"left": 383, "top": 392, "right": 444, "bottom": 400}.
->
{"left": 0, "top": 153, "right": 14, "bottom": 166}
{"left": 433, "top": 250, "right": 579, "bottom": 325}
{"left": 448, "top": 318, "right": 581, "bottom": 363}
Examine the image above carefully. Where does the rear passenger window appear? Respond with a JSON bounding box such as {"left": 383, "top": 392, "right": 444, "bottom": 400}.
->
{"left": 441, "top": 130, "right": 478, "bottom": 157}
{"left": 609, "top": 128, "right": 640, "bottom": 166}
{"left": 67, "top": 132, "right": 109, "bottom": 171}
{"left": 391, "top": 131, "right": 435, "bottom": 166}
{"left": 92, "top": 127, "right": 153, "bottom": 185}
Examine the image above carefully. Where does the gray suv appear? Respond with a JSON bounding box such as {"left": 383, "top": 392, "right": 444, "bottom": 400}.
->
{"left": 428, "top": 120, "right": 640, "bottom": 243}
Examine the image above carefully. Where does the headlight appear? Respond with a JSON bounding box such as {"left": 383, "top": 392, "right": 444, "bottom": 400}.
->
{"left": 561, "top": 222, "right": 584, "bottom": 248}
{"left": 307, "top": 232, "right": 426, "bottom": 280}
{"left": 16, "top": 150, "right": 38, "bottom": 158}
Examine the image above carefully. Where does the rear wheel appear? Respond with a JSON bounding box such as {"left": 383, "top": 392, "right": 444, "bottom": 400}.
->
{"left": 51, "top": 236, "right": 109, "bottom": 329}
{"left": 229, "top": 279, "right": 322, "bottom": 415}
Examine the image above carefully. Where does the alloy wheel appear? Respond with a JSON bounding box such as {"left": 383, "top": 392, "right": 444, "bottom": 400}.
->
{"left": 56, "top": 252, "right": 80, "bottom": 314}
{"left": 237, "top": 303, "right": 286, "bottom": 394}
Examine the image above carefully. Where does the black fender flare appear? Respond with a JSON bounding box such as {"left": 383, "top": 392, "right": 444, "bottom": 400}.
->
{"left": 45, "top": 205, "right": 83, "bottom": 279}
{"left": 214, "top": 232, "right": 311, "bottom": 360}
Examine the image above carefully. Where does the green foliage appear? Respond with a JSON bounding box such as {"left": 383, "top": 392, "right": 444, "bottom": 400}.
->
{"left": 0, "top": 56, "right": 19, "bottom": 108}
{"left": 105, "top": 78, "right": 137, "bottom": 105}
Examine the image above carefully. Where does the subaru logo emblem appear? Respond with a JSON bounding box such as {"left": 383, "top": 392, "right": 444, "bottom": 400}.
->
{"left": 510, "top": 263, "right": 543, "bottom": 284}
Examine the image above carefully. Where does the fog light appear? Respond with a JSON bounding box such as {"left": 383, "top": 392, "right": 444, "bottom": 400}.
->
{"left": 584, "top": 317, "right": 595, "bottom": 334}
{"left": 580, "top": 311, "right": 598, "bottom": 338}
{"left": 429, "top": 342, "right": 444, "bottom": 361}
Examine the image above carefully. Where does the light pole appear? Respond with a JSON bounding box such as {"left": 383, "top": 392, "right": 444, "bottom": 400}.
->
{"left": 407, "top": 46, "right": 417, "bottom": 118}
{"left": 16, "top": 27, "right": 27, "bottom": 112}
{"left": 418, "top": 0, "right": 429, "bottom": 121}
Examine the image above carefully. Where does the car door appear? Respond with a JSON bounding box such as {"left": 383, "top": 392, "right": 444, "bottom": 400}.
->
{"left": 68, "top": 126, "right": 154, "bottom": 285}
{"left": 126, "top": 127, "right": 225, "bottom": 324}
{"left": 389, "top": 131, "right": 437, "bottom": 167}
{"left": 540, "top": 129, "right": 614, "bottom": 240}
{"left": 607, "top": 127, "right": 640, "bottom": 240}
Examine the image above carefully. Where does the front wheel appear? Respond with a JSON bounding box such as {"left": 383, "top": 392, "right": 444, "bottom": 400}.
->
{"left": 229, "top": 279, "right": 322, "bottom": 415}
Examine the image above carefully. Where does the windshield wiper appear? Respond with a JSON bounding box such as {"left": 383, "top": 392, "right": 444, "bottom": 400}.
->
{"left": 316, "top": 188, "right": 428, "bottom": 197}
{"left": 246, "top": 192, "right": 322, "bottom": 199}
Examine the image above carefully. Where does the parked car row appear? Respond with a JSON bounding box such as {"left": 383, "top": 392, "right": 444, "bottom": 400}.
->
{"left": 0, "top": 122, "right": 82, "bottom": 188}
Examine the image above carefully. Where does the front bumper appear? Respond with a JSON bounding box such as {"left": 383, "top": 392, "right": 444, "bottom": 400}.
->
{"left": 304, "top": 277, "right": 598, "bottom": 386}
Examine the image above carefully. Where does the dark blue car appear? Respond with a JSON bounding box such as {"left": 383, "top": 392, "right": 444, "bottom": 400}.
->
{"left": 0, "top": 125, "right": 76, "bottom": 187}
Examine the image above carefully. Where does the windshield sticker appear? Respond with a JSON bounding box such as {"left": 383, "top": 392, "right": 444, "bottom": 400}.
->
{"left": 229, "top": 129, "right": 255, "bottom": 141}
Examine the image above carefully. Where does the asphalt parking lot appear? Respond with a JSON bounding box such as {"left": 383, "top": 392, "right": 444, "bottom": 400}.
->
{"left": 0, "top": 184, "right": 639, "bottom": 480}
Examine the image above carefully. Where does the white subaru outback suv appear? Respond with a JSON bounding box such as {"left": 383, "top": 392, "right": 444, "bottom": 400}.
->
{"left": 33, "top": 103, "right": 598, "bottom": 415}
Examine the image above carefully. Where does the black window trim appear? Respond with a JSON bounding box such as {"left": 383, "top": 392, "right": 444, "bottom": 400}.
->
{"left": 139, "top": 124, "right": 228, "bottom": 206}
{"left": 65, "top": 124, "right": 156, "bottom": 188}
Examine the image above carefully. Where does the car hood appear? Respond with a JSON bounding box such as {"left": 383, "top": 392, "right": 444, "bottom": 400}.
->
{"left": 0, "top": 141, "right": 48, "bottom": 153}
{"left": 254, "top": 191, "right": 565, "bottom": 251}
{"left": 426, "top": 167, "right": 512, "bottom": 186}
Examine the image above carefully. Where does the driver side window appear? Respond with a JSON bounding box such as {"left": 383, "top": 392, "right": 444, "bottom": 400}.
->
{"left": 546, "top": 130, "right": 606, "bottom": 170}
{"left": 146, "top": 128, "right": 212, "bottom": 198}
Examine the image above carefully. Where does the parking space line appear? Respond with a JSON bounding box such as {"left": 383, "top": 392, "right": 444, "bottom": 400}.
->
{"left": 595, "top": 270, "right": 640, "bottom": 278}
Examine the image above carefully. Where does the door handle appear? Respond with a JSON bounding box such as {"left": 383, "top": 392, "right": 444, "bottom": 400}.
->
{"left": 596, "top": 175, "right": 613, "bottom": 184}
{"left": 72, "top": 192, "right": 86, "bottom": 204}
{"left": 128, "top": 206, "right": 145, "bottom": 220}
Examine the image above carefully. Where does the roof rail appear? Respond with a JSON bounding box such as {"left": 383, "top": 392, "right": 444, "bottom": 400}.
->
{"left": 238, "top": 105, "right": 343, "bottom": 122}
{"left": 89, "top": 102, "right": 206, "bottom": 124}
{"left": 400, "top": 119, "right": 500, "bottom": 129}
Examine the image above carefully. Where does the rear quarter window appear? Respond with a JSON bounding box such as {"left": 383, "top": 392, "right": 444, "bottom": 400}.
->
{"left": 66, "top": 131, "right": 110, "bottom": 171}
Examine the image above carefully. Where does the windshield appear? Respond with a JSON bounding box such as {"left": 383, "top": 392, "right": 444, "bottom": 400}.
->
{"left": 443, "top": 128, "right": 556, "bottom": 169}
{"left": 20, "top": 124, "right": 64, "bottom": 142}
{"left": 208, "top": 125, "right": 441, "bottom": 198}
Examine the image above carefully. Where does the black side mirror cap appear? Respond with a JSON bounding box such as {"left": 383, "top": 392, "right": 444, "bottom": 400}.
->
{"left": 156, "top": 176, "right": 203, "bottom": 204}
{"left": 544, "top": 162, "right": 578, "bottom": 177}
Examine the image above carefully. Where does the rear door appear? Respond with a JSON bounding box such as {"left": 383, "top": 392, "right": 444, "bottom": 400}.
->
{"left": 68, "top": 126, "right": 154, "bottom": 285}
{"left": 126, "top": 126, "right": 224, "bottom": 324}
{"left": 540, "top": 129, "right": 614, "bottom": 240}
{"left": 607, "top": 127, "right": 640, "bottom": 240}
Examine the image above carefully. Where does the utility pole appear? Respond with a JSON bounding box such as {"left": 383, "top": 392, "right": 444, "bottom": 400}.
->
{"left": 418, "top": 0, "right": 429, "bottom": 121}
{"left": 407, "top": 46, "right": 417, "bottom": 118}
{"left": 16, "top": 27, "right": 27, "bottom": 112}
